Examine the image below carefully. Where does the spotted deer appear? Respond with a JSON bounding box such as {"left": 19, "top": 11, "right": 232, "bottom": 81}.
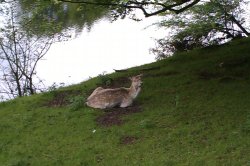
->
{"left": 86, "top": 74, "right": 143, "bottom": 109}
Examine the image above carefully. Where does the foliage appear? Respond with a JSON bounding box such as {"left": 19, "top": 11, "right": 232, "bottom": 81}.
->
{"left": 57, "top": 0, "right": 202, "bottom": 18}
{"left": 47, "top": 82, "right": 66, "bottom": 92}
{"left": 69, "top": 94, "right": 86, "bottom": 111}
{"left": 0, "top": 37, "right": 250, "bottom": 165}
{"left": 98, "top": 71, "right": 113, "bottom": 86}
{"left": 0, "top": 3, "right": 55, "bottom": 100}
{"left": 152, "top": 0, "right": 250, "bottom": 59}
{"left": 2, "top": 0, "right": 204, "bottom": 37}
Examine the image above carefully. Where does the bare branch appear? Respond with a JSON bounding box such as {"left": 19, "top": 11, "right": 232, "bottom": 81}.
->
{"left": 0, "top": 4, "right": 57, "bottom": 99}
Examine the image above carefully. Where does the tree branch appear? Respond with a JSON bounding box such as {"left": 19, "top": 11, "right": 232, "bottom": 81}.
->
{"left": 57, "top": 0, "right": 201, "bottom": 17}
{"left": 228, "top": 14, "right": 249, "bottom": 36}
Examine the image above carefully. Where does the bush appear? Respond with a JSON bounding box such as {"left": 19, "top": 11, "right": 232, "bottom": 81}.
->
{"left": 69, "top": 95, "right": 86, "bottom": 111}
{"left": 98, "top": 72, "right": 113, "bottom": 86}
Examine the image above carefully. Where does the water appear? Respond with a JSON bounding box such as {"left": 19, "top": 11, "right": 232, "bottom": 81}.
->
{"left": 36, "top": 17, "right": 165, "bottom": 86}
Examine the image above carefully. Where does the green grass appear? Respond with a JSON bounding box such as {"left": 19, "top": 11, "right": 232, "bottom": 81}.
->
{"left": 1, "top": 37, "right": 250, "bottom": 165}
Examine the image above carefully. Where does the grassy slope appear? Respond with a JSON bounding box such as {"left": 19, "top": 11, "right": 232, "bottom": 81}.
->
{"left": 0, "top": 38, "right": 250, "bottom": 166}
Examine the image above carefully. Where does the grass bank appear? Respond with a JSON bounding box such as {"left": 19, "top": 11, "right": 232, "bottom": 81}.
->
{"left": 0, "top": 37, "right": 250, "bottom": 165}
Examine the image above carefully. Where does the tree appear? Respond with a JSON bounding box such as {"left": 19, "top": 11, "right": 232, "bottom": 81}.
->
{"left": 15, "top": 0, "right": 210, "bottom": 37}
{"left": 0, "top": 4, "right": 55, "bottom": 100}
{"left": 151, "top": 0, "right": 250, "bottom": 59}
{"left": 56, "top": 0, "right": 201, "bottom": 18}
{"left": 0, "top": 0, "right": 110, "bottom": 100}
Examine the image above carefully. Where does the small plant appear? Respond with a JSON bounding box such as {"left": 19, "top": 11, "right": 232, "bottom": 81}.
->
{"left": 98, "top": 71, "right": 113, "bottom": 86}
{"left": 69, "top": 95, "right": 86, "bottom": 111}
{"left": 47, "top": 82, "right": 66, "bottom": 92}
{"left": 175, "top": 94, "right": 180, "bottom": 107}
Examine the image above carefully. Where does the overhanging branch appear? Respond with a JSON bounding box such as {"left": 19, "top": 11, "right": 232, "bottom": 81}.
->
{"left": 57, "top": 0, "right": 201, "bottom": 17}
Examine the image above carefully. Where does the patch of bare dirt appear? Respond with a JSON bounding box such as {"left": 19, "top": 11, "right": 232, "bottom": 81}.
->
{"left": 96, "top": 103, "right": 142, "bottom": 127}
{"left": 120, "top": 136, "right": 139, "bottom": 145}
{"left": 46, "top": 90, "right": 82, "bottom": 107}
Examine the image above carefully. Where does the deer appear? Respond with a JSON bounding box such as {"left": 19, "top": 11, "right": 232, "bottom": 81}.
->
{"left": 86, "top": 74, "right": 143, "bottom": 109}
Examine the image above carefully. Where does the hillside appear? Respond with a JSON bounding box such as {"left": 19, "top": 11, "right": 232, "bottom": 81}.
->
{"left": 0, "top": 37, "right": 250, "bottom": 165}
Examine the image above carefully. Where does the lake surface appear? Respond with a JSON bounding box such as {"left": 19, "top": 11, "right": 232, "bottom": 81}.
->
{"left": 37, "top": 17, "right": 165, "bottom": 86}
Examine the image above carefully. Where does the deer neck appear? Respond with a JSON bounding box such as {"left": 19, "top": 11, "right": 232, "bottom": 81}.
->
{"left": 128, "top": 84, "right": 141, "bottom": 99}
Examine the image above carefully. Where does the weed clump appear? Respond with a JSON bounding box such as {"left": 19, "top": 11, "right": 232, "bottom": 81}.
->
{"left": 69, "top": 95, "right": 87, "bottom": 111}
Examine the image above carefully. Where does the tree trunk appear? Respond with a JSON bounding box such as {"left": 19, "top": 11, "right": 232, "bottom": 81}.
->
{"left": 14, "top": 74, "right": 23, "bottom": 97}
{"left": 28, "top": 77, "right": 35, "bottom": 95}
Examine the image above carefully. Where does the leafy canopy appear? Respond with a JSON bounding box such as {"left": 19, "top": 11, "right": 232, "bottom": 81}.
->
{"left": 151, "top": 0, "right": 249, "bottom": 59}
{"left": 15, "top": 0, "right": 203, "bottom": 36}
